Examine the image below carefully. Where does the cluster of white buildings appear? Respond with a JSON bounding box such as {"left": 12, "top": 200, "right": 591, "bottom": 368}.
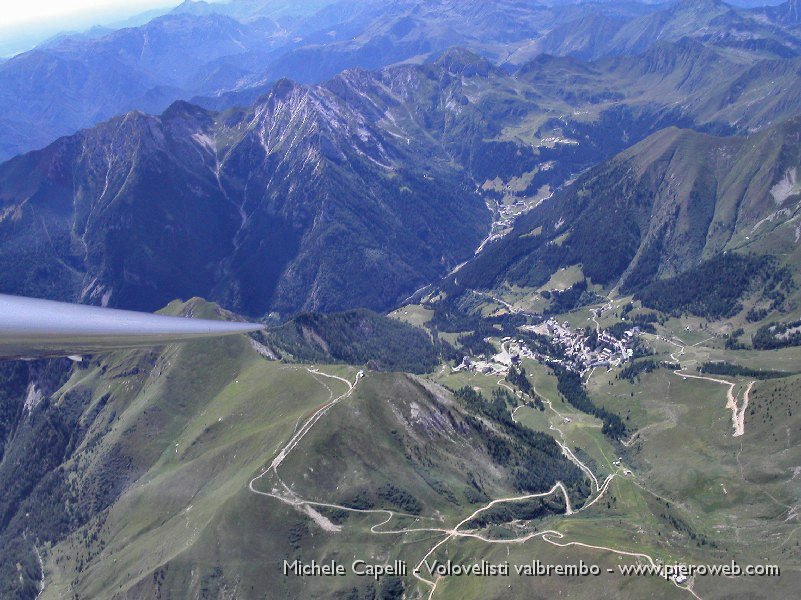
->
{"left": 453, "top": 318, "right": 640, "bottom": 378}
{"left": 523, "top": 318, "right": 638, "bottom": 375}
{"left": 454, "top": 337, "right": 534, "bottom": 376}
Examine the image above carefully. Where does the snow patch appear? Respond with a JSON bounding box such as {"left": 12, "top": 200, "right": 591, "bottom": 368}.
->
{"left": 80, "top": 277, "right": 98, "bottom": 300}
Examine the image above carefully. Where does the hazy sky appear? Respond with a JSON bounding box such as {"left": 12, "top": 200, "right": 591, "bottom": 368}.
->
{"left": 0, "top": 0, "right": 219, "bottom": 56}
{"left": 0, "top": 1, "right": 181, "bottom": 28}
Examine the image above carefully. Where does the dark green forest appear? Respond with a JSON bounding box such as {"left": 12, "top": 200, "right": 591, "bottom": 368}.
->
{"left": 553, "top": 367, "right": 627, "bottom": 440}
{"left": 698, "top": 362, "right": 795, "bottom": 380}
{"left": 266, "top": 310, "right": 440, "bottom": 373}
{"left": 634, "top": 254, "right": 792, "bottom": 319}
{"left": 752, "top": 320, "right": 801, "bottom": 350}
{"left": 454, "top": 387, "right": 589, "bottom": 500}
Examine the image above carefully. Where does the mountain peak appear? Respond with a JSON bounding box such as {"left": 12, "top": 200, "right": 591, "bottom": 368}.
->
{"left": 433, "top": 47, "right": 494, "bottom": 77}
{"left": 172, "top": 0, "right": 213, "bottom": 13}
{"left": 268, "top": 78, "right": 300, "bottom": 102}
{"left": 161, "top": 99, "right": 210, "bottom": 121}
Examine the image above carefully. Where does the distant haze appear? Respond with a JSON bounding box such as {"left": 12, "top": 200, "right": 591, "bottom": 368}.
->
{"left": 0, "top": 0, "right": 224, "bottom": 57}
{"left": 1, "top": 0, "right": 179, "bottom": 28}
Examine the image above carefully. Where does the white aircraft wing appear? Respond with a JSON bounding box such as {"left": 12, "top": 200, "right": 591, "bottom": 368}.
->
{"left": 0, "top": 294, "right": 264, "bottom": 360}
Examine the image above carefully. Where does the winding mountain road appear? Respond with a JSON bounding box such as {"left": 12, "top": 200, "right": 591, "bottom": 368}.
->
{"left": 248, "top": 365, "right": 701, "bottom": 600}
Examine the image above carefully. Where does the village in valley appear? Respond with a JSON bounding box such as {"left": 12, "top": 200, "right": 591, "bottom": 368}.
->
{"left": 454, "top": 315, "right": 641, "bottom": 378}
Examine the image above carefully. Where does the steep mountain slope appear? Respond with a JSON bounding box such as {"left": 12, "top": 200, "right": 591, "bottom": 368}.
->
{"left": 613, "top": 0, "right": 801, "bottom": 59}
{"left": 264, "top": 308, "right": 444, "bottom": 373}
{"left": 450, "top": 116, "right": 801, "bottom": 297}
{"left": 0, "top": 62, "right": 495, "bottom": 316}
{"left": 600, "top": 40, "right": 801, "bottom": 131}
{"left": 512, "top": 0, "right": 801, "bottom": 64}
{"left": 516, "top": 36, "right": 801, "bottom": 137}
{"left": 4, "top": 0, "right": 801, "bottom": 162}
{"left": 6, "top": 43, "right": 801, "bottom": 318}
{"left": 763, "top": 0, "right": 801, "bottom": 25}
{"left": 0, "top": 0, "right": 662, "bottom": 161}
{"left": 522, "top": 12, "right": 630, "bottom": 61}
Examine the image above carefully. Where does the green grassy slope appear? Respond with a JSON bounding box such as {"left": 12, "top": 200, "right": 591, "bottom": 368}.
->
{"left": 10, "top": 298, "right": 584, "bottom": 600}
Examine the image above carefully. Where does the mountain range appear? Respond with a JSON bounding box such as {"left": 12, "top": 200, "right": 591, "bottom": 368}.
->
{"left": 0, "top": 60, "right": 495, "bottom": 316}
{"left": 6, "top": 36, "right": 801, "bottom": 317}
{"left": 4, "top": 0, "right": 801, "bottom": 161}
{"left": 449, "top": 116, "right": 801, "bottom": 305}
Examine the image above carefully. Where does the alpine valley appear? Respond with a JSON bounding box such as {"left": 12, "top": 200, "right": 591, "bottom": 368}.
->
{"left": 2, "top": 1, "right": 801, "bottom": 600}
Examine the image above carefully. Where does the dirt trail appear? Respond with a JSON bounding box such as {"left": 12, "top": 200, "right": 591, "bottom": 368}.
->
{"left": 505, "top": 378, "right": 602, "bottom": 491}
{"left": 257, "top": 368, "right": 355, "bottom": 476}
{"left": 248, "top": 368, "right": 360, "bottom": 531}
{"left": 250, "top": 367, "right": 700, "bottom": 600}
{"left": 413, "top": 483, "right": 576, "bottom": 597}
{"left": 736, "top": 381, "right": 755, "bottom": 437}
{"left": 540, "top": 532, "right": 703, "bottom": 600}
{"left": 673, "top": 369, "right": 754, "bottom": 437}
{"left": 645, "top": 332, "right": 754, "bottom": 438}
